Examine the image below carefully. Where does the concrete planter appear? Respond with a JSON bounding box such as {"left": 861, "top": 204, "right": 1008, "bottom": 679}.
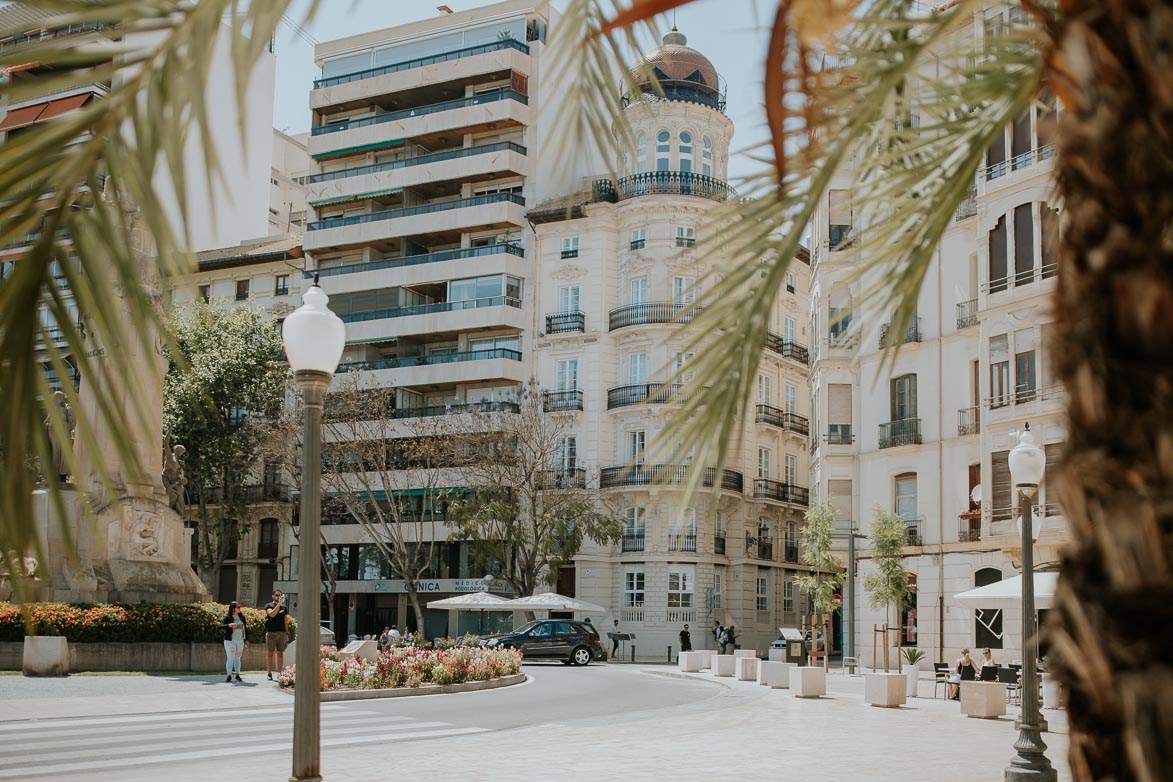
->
{"left": 696, "top": 649, "right": 714, "bottom": 670}
{"left": 864, "top": 672, "right": 907, "bottom": 708}
{"left": 23, "top": 637, "right": 68, "bottom": 676}
{"left": 2, "top": 641, "right": 270, "bottom": 673}
{"left": 712, "top": 654, "right": 736, "bottom": 677}
{"left": 734, "top": 649, "right": 757, "bottom": 660}
{"left": 960, "top": 681, "right": 1007, "bottom": 719}
{"left": 759, "top": 661, "right": 795, "bottom": 689}
{"left": 902, "top": 664, "right": 920, "bottom": 697}
{"left": 301, "top": 673, "right": 526, "bottom": 702}
{"left": 1042, "top": 672, "right": 1061, "bottom": 710}
{"left": 678, "top": 651, "right": 703, "bottom": 673}
{"left": 736, "top": 657, "right": 758, "bottom": 681}
{"left": 790, "top": 666, "right": 826, "bottom": 698}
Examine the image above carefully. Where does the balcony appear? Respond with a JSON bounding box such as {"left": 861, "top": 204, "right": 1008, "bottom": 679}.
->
{"left": 620, "top": 606, "right": 644, "bottom": 622}
{"left": 956, "top": 299, "right": 978, "bottom": 329}
{"left": 307, "top": 142, "right": 525, "bottom": 186}
{"left": 713, "top": 529, "right": 726, "bottom": 555}
{"left": 311, "top": 88, "right": 528, "bottom": 137}
{"left": 879, "top": 418, "right": 922, "bottom": 449}
{"left": 592, "top": 171, "right": 736, "bottom": 203}
{"left": 621, "top": 533, "right": 645, "bottom": 552}
{"left": 879, "top": 318, "right": 923, "bottom": 349}
{"left": 668, "top": 533, "right": 697, "bottom": 553}
{"left": 307, "top": 192, "right": 525, "bottom": 232}
{"left": 666, "top": 607, "right": 697, "bottom": 624}
{"left": 543, "top": 389, "right": 583, "bottom": 412}
{"left": 958, "top": 406, "right": 980, "bottom": 436}
{"left": 783, "top": 543, "right": 800, "bottom": 563}
{"left": 313, "top": 39, "right": 529, "bottom": 89}
{"left": 608, "top": 382, "right": 692, "bottom": 410}
{"left": 755, "top": 404, "right": 810, "bottom": 436}
{"left": 311, "top": 244, "right": 523, "bottom": 279}
{"left": 752, "top": 479, "right": 810, "bottom": 506}
{"left": 338, "top": 295, "right": 521, "bottom": 324}
{"left": 959, "top": 511, "right": 982, "bottom": 542}
{"left": 980, "top": 144, "right": 1054, "bottom": 182}
{"left": 747, "top": 534, "right": 774, "bottom": 560}
{"left": 828, "top": 224, "right": 853, "bottom": 249}
{"left": 608, "top": 302, "right": 698, "bottom": 331}
{"left": 905, "top": 525, "right": 923, "bottom": 547}
{"left": 390, "top": 400, "right": 519, "bottom": 420}
{"left": 336, "top": 347, "right": 521, "bottom": 373}
{"left": 763, "top": 332, "right": 809, "bottom": 364}
{"left": 954, "top": 186, "right": 978, "bottom": 221}
{"left": 826, "top": 424, "right": 853, "bottom": 445}
{"left": 545, "top": 310, "right": 585, "bottom": 335}
{"left": 537, "top": 468, "right": 587, "bottom": 490}
{"left": 600, "top": 464, "right": 743, "bottom": 493}
{"left": 629, "top": 238, "right": 645, "bottom": 250}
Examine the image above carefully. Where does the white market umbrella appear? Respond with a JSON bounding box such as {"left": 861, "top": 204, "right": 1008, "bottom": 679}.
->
{"left": 954, "top": 572, "right": 1059, "bottom": 610}
{"left": 503, "top": 592, "right": 607, "bottom": 613}
{"left": 427, "top": 592, "right": 513, "bottom": 610}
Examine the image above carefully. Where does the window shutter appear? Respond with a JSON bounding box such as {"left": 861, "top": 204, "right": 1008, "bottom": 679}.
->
{"left": 1014, "top": 203, "right": 1035, "bottom": 282}
{"left": 829, "top": 479, "right": 852, "bottom": 522}
{"left": 1043, "top": 444, "right": 1062, "bottom": 513}
{"left": 991, "top": 450, "right": 1012, "bottom": 518}
{"left": 989, "top": 216, "right": 1008, "bottom": 291}
{"left": 990, "top": 334, "right": 1010, "bottom": 363}
{"left": 909, "top": 374, "right": 918, "bottom": 418}
{"left": 828, "top": 384, "right": 852, "bottom": 424}
{"left": 828, "top": 189, "right": 852, "bottom": 226}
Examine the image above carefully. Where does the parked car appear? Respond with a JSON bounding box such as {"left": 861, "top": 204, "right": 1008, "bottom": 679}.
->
{"left": 482, "top": 620, "right": 605, "bottom": 665}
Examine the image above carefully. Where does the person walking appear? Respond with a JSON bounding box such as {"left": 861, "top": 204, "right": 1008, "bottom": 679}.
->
{"left": 679, "top": 624, "right": 692, "bottom": 653}
{"left": 263, "top": 590, "right": 290, "bottom": 681}
{"left": 220, "top": 601, "right": 246, "bottom": 683}
{"left": 713, "top": 621, "right": 724, "bottom": 652}
{"left": 723, "top": 625, "right": 737, "bottom": 654}
{"left": 610, "top": 619, "right": 621, "bottom": 658}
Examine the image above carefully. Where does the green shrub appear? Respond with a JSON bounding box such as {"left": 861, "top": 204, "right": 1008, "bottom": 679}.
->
{"left": 0, "top": 602, "right": 296, "bottom": 644}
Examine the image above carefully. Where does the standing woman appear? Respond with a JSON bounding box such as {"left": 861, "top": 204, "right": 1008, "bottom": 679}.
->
{"left": 221, "top": 601, "right": 247, "bottom": 683}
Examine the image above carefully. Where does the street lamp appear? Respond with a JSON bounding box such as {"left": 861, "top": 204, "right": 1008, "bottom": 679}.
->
{"left": 282, "top": 280, "right": 345, "bottom": 782}
{"left": 1004, "top": 423, "right": 1056, "bottom": 782}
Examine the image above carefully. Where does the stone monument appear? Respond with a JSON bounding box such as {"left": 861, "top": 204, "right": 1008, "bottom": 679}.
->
{"left": 31, "top": 246, "right": 208, "bottom": 604}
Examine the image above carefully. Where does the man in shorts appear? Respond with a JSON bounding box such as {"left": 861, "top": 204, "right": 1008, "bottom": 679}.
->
{"left": 264, "top": 590, "right": 290, "bottom": 681}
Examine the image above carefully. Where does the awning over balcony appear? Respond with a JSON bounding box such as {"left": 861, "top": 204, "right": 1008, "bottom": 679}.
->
{"left": 0, "top": 103, "right": 46, "bottom": 131}
{"left": 309, "top": 187, "right": 402, "bottom": 208}
{"left": 311, "top": 138, "right": 405, "bottom": 161}
{"left": 0, "top": 94, "right": 93, "bottom": 132}
{"left": 37, "top": 93, "right": 91, "bottom": 121}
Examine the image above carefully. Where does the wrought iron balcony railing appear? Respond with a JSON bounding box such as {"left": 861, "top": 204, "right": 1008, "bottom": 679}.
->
{"left": 879, "top": 317, "right": 923, "bottom": 349}
{"left": 763, "top": 332, "right": 809, "bottom": 364}
{"left": 537, "top": 468, "right": 587, "bottom": 490}
{"left": 608, "top": 302, "right": 700, "bottom": 331}
{"left": 713, "top": 529, "right": 726, "bottom": 555}
{"left": 752, "top": 479, "right": 810, "bottom": 506}
{"left": 600, "top": 464, "right": 742, "bottom": 492}
{"left": 546, "top": 310, "right": 585, "bottom": 334}
{"left": 592, "top": 171, "right": 736, "bottom": 203}
{"left": 958, "top": 511, "right": 982, "bottom": 542}
{"left": 957, "top": 406, "right": 980, "bottom": 436}
{"left": 543, "top": 389, "right": 584, "bottom": 412}
{"left": 755, "top": 404, "right": 810, "bottom": 436}
{"left": 668, "top": 533, "right": 697, "bottom": 553}
{"left": 621, "top": 532, "right": 645, "bottom": 552}
{"left": 956, "top": 299, "right": 978, "bottom": 329}
{"left": 879, "top": 418, "right": 922, "bottom": 449}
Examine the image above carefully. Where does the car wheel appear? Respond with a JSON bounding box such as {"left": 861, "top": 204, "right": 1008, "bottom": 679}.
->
{"left": 571, "top": 646, "right": 592, "bottom": 666}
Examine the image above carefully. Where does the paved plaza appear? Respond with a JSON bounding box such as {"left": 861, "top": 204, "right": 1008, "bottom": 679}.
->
{"left": 0, "top": 664, "right": 1071, "bottom": 781}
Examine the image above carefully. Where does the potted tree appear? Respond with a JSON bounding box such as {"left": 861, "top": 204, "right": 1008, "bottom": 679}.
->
{"left": 793, "top": 500, "right": 845, "bottom": 697}
{"left": 862, "top": 507, "right": 911, "bottom": 707}
{"left": 902, "top": 647, "right": 925, "bottom": 698}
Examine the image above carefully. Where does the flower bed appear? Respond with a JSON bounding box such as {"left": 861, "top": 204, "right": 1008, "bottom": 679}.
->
{"left": 277, "top": 645, "right": 522, "bottom": 691}
{"left": 0, "top": 602, "right": 293, "bottom": 644}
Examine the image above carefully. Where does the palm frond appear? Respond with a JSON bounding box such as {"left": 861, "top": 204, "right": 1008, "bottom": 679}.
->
{"left": 0, "top": 0, "right": 317, "bottom": 600}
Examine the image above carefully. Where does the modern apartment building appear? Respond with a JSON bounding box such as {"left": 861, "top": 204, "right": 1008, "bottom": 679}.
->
{"left": 807, "top": 7, "right": 1067, "bottom": 668}
{"left": 282, "top": 1, "right": 559, "bottom": 640}
{"left": 531, "top": 29, "right": 814, "bottom": 656}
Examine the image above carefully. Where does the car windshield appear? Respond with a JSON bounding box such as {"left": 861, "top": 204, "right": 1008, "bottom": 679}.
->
{"left": 512, "top": 621, "right": 541, "bottom": 635}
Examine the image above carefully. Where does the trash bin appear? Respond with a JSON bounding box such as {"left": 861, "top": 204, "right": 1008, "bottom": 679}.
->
{"left": 769, "top": 641, "right": 786, "bottom": 662}
{"left": 778, "top": 628, "right": 805, "bottom": 664}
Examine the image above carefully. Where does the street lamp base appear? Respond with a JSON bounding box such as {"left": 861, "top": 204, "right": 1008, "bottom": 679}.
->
{"left": 1005, "top": 755, "right": 1057, "bottom": 782}
{"left": 290, "top": 776, "right": 322, "bottom": 782}
{"left": 1014, "top": 714, "right": 1050, "bottom": 733}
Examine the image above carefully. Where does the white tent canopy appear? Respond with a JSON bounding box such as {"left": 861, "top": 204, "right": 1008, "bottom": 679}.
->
{"left": 954, "top": 572, "right": 1059, "bottom": 610}
{"left": 426, "top": 592, "right": 513, "bottom": 611}
{"left": 503, "top": 592, "right": 606, "bottom": 613}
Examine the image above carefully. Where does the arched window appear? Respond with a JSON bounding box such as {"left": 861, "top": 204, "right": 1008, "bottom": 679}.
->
{"left": 678, "top": 130, "right": 694, "bottom": 173}
{"left": 974, "top": 567, "right": 1004, "bottom": 649}
{"left": 655, "top": 129, "right": 671, "bottom": 172}
{"left": 635, "top": 133, "right": 646, "bottom": 174}
{"left": 702, "top": 135, "right": 713, "bottom": 176}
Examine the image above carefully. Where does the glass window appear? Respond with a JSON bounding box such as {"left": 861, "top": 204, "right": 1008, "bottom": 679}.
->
{"left": 630, "top": 227, "right": 646, "bottom": 250}
{"left": 624, "top": 568, "right": 645, "bottom": 607}
{"left": 895, "top": 473, "right": 918, "bottom": 521}
{"left": 629, "top": 278, "right": 648, "bottom": 305}
{"left": 625, "top": 507, "right": 645, "bottom": 535}
{"left": 559, "top": 285, "right": 580, "bottom": 313}
{"left": 556, "top": 358, "right": 578, "bottom": 391}
{"left": 1016, "top": 350, "right": 1037, "bottom": 402}
{"left": 628, "top": 352, "right": 647, "bottom": 384}
{"left": 561, "top": 236, "right": 580, "bottom": 258}
{"left": 756, "top": 571, "right": 769, "bottom": 611}
{"left": 990, "top": 334, "right": 1010, "bottom": 407}
{"left": 558, "top": 436, "right": 577, "bottom": 471}
{"left": 668, "top": 566, "right": 694, "bottom": 608}
{"left": 758, "top": 374, "right": 772, "bottom": 405}
{"left": 702, "top": 135, "right": 713, "bottom": 177}
{"left": 198, "top": 284, "right": 210, "bottom": 303}
{"left": 655, "top": 130, "right": 670, "bottom": 171}
{"left": 678, "top": 130, "right": 693, "bottom": 173}
{"left": 635, "top": 133, "right": 647, "bottom": 174}
{"left": 784, "top": 383, "right": 797, "bottom": 413}
{"left": 786, "top": 271, "right": 796, "bottom": 292}
{"left": 712, "top": 570, "right": 723, "bottom": 609}
{"left": 784, "top": 316, "right": 796, "bottom": 343}
{"left": 785, "top": 453, "right": 798, "bottom": 485}
{"left": 235, "top": 279, "right": 250, "bottom": 300}
{"left": 675, "top": 225, "right": 696, "bottom": 247}
{"left": 891, "top": 374, "right": 917, "bottom": 420}
{"left": 628, "top": 431, "right": 646, "bottom": 463}
{"left": 469, "top": 334, "right": 520, "bottom": 352}
{"left": 758, "top": 447, "right": 772, "bottom": 480}
{"left": 783, "top": 580, "right": 794, "bottom": 612}
{"left": 672, "top": 276, "right": 695, "bottom": 306}
{"left": 275, "top": 274, "right": 290, "bottom": 296}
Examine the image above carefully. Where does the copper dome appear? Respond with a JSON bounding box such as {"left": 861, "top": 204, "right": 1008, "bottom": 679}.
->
{"left": 630, "top": 29, "right": 719, "bottom": 89}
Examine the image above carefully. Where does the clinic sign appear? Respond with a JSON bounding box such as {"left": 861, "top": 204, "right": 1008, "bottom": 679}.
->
{"left": 273, "top": 578, "right": 489, "bottom": 595}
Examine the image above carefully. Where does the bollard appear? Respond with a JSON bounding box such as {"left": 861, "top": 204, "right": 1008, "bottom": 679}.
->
{"left": 668, "top": 645, "right": 673, "bottom": 663}
{"left": 631, "top": 644, "right": 636, "bottom": 663}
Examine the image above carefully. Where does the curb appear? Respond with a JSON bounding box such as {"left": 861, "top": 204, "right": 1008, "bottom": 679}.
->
{"left": 274, "top": 672, "right": 527, "bottom": 701}
{"left": 641, "top": 669, "right": 732, "bottom": 689}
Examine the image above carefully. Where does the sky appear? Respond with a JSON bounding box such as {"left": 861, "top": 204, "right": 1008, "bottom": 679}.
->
{"left": 273, "top": 0, "right": 775, "bottom": 182}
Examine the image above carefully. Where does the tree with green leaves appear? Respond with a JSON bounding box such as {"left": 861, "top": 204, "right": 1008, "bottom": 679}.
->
{"left": 445, "top": 381, "right": 625, "bottom": 598}
{"left": 864, "top": 506, "right": 910, "bottom": 673}
{"left": 570, "top": 1, "right": 1172, "bottom": 773}
{"left": 794, "top": 499, "right": 845, "bottom": 671}
{"left": 163, "top": 300, "right": 286, "bottom": 597}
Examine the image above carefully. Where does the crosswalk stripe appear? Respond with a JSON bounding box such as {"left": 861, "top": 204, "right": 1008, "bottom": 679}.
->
{"left": 0, "top": 712, "right": 405, "bottom": 754}
{"left": 0, "top": 703, "right": 356, "bottom": 733}
{"left": 3, "top": 720, "right": 463, "bottom": 767}
{"left": 0, "top": 726, "right": 489, "bottom": 779}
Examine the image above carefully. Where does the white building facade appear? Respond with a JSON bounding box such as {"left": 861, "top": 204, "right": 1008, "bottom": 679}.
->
{"left": 808, "top": 7, "right": 1067, "bottom": 669}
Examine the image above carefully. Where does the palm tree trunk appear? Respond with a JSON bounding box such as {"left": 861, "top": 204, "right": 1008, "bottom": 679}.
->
{"left": 1049, "top": 3, "right": 1173, "bottom": 779}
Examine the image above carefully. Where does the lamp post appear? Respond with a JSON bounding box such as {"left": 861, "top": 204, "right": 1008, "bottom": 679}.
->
{"left": 282, "top": 280, "right": 345, "bottom": 782}
{"left": 1004, "top": 423, "right": 1056, "bottom": 782}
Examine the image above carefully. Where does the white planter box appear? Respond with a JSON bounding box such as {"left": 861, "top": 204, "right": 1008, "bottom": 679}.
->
{"left": 678, "top": 651, "right": 703, "bottom": 673}
{"left": 340, "top": 639, "right": 379, "bottom": 663}
{"left": 1042, "top": 673, "right": 1061, "bottom": 709}
{"left": 902, "top": 663, "right": 920, "bottom": 697}
{"left": 864, "top": 672, "right": 908, "bottom": 708}
{"left": 737, "top": 657, "right": 758, "bottom": 681}
{"left": 712, "top": 654, "right": 737, "bottom": 677}
{"left": 960, "top": 681, "right": 1007, "bottom": 719}
{"left": 696, "top": 650, "right": 714, "bottom": 670}
{"left": 760, "top": 661, "right": 795, "bottom": 689}
{"left": 23, "top": 636, "right": 68, "bottom": 676}
{"left": 734, "top": 649, "right": 757, "bottom": 660}
{"left": 768, "top": 646, "right": 785, "bottom": 662}
{"left": 790, "top": 666, "right": 826, "bottom": 698}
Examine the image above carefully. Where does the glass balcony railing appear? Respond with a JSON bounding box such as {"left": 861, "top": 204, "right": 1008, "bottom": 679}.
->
{"left": 336, "top": 347, "right": 521, "bottom": 373}
{"left": 307, "top": 142, "right": 526, "bottom": 184}
{"left": 311, "top": 89, "right": 528, "bottom": 137}
{"left": 307, "top": 193, "right": 525, "bottom": 232}
{"left": 309, "top": 244, "right": 523, "bottom": 279}
{"left": 314, "top": 39, "right": 530, "bottom": 89}
{"left": 338, "top": 295, "right": 521, "bottom": 324}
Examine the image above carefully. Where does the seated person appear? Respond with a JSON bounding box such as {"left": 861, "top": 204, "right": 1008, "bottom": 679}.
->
{"left": 948, "top": 648, "right": 977, "bottom": 700}
{"left": 979, "top": 647, "right": 998, "bottom": 672}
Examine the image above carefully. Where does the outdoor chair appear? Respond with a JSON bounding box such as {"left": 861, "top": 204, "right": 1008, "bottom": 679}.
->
{"left": 997, "top": 666, "right": 1021, "bottom": 705}
{"left": 933, "top": 662, "right": 950, "bottom": 699}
